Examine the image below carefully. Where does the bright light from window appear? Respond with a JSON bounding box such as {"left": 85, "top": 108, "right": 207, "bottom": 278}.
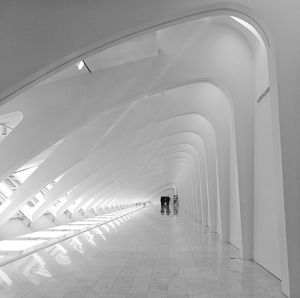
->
{"left": 68, "top": 198, "right": 81, "bottom": 212}
{"left": 69, "top": 221, "right": 96, "bottom": 225}
{"left": 54, "top": 172, "right": 65, "bottom": 183}
{"left": 0, "top": 199, "right": 11, "bottom": 213}
{"left": 84, "top": 232, "right": 96, "bottom": 245}
{"left": 19, "top": 231, "right": 67, "bottom": 239}
{"left": 45, "top": 184, "right": 53, "bottom": 191}
{"left": 0, "top": 182, "right": 12, "bottom": 198}
{"left": 13, "top": 166, "right": 38, "bottom": 183}
{"left": 231, "top": 16, "right": 263, "bottom": 43}
{"left": 76, "top": 60, "right": 84, "bottom": 70}
{"left": 49, "top": 225, "right": 85, "bottom": 231}
{"left": 84, "top": 218, "right": 102, "bottom": 222}
{"left": 0, "top": 240, "right": 47, "bottom": 252}
{"left": 35, "top": 192, "right": 44, "bottom": 201}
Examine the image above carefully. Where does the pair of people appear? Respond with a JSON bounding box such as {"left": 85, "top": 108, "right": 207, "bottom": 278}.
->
{"left": 160, "top": 196, "right": 171, "bottom": 215}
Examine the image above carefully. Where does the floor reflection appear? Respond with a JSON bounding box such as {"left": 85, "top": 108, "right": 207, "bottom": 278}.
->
{"left": 0, "top": 268, "right": 12, "bottom": 287}
{"left": 0, "top": 207, "right": 285, "bottom": 298}
{"left": 0, "top": 206, "right": 143, "bottom": 267}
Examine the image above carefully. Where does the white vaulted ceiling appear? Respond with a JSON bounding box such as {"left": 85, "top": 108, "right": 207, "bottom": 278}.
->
{"left": 2, "top": 1, "right": 300, "bottom": 296}
{"left": 0, "top": 16, "right": 256, "bottom": 229}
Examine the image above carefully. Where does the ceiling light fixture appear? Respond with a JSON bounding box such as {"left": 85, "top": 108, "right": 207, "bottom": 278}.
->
{"left": 76, "top": 59, "right": 92, "bottom": 73}
{"left": 76, "top": 60, "right": 84, "bottom": 70}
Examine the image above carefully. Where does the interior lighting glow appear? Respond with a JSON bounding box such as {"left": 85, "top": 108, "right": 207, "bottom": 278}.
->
{"left": 76, "top": 60, "right": 84, "bottom": 70}
{"left": 19, "top": 231, "right": 67, "bottom": 239}
{"left": 0, "top": 240, "right": 47, "bottom": 252}
{"left": 230, "top": 16, "right": 263, "bottom": 43}
{"left": 0, "top": 182, "right": 12, "bottom": 198}
{"left": 49, "top": 224, "right": 85, "bottom": 231}
{"left": 70, "top": 221, "right": 96, "bottom": 225}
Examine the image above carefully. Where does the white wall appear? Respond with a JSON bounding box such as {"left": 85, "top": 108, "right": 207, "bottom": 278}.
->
{"left": 230, "top": 132, "right": 242, "bottom": 249}
{"left": 253, "top": 42, "right": 281, "bottom": 278}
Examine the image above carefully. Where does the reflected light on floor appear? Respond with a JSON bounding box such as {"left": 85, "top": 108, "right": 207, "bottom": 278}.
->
{"left": 54, "top": 243, "right": 68, "bottom": 255}
{"left": 32, "top": 254, "right": 52, "bottom": 278}
{"left": 0, "top": 269, "right": 12, "bottom": 286}
{"left": 93, "top": 228, "right": 106, "bottom": 241}
{"left": 68, "top": 236, "right": 84, "bottom": 254}
{"left": 23, "top": 259, "right": 44, "bottom": 285}
{"left": 55, "top": 252, "right": 71, "bottom": 265}
{"left": 108, "top": 222, "right": 116, "bottom": 231}
{"left": 102, "top": 224, "right": 110, "bottom": 233}
{"left": 0, "top": 206, "right": 143, "bottom": 267}
{"left": 50, "top": 225, "right": 87, "bottom": 231}
{"left": 84, "top": 232, "right": 96, "bottom": 246}
{"left": 69, "top": 221, "right": 98, "bottom": 225}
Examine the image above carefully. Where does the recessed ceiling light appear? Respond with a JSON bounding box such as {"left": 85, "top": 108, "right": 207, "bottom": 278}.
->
{"left": 76, "top": 60, "right": 84, "bottom": 70}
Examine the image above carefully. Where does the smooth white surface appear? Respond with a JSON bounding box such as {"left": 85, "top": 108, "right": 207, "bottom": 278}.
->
{"left": 0, "top": 207, "right": 285, "bottom": 298}
{"left": 0, "top": 2, "right": 299, "bottom": 296}
{"left": 254, "top": 41, "right": 282, "bottom": 278}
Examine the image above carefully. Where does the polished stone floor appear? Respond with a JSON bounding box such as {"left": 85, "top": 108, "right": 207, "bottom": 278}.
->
{"left": 0, "top": 206, "right": 285, "bottom": 298}
{"left": 0, "top": 206, "right": 142, "bottom": 266}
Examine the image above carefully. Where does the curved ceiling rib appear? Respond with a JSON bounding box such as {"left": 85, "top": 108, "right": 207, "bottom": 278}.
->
{"left": 0, "top": 13, "right": 251, "bottom": 262}
{"left": 1, "top": 3, "right": 296, "bottom": 297}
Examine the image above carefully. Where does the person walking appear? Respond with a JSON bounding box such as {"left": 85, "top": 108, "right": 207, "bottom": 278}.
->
{"left": 160, "top": 196, "right": 171, "bottom": 215}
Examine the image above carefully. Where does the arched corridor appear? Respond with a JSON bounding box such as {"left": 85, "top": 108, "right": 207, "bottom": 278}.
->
{"left": 0, "top": 1, "right": 299, "bottom": 297}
